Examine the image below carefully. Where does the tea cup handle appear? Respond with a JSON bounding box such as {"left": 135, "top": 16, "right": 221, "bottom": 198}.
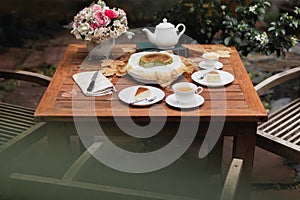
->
{"left": 195, "top": 86, "right": 203, "bottom": 95}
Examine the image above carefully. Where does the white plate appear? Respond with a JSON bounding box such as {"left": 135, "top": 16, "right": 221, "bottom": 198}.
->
{"left": 166, "top": 94, "right": 204, "bottom": 109}
{"left": 191, "top": 70, "right": 234, "bottom": 87}
{"left": 118, "top": 86, "right": 165, "bottom": 106}
{"left": 198, "top": 61, "right": 223, "bottom": 70}
{"left": 127, "top": 51, "right": 182, "bottom": 84}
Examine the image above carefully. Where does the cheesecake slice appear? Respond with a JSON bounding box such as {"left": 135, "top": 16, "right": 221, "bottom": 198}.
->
{"left": 206, "top": 70, "right": 221, "bottom": 82}
{"left": 134, "top": 87, "right": 152, "bottom": 101}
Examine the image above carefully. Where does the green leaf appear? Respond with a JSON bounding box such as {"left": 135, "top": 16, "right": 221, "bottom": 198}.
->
{"left": 224, "top": 36, "right": 231, "bottom": 46}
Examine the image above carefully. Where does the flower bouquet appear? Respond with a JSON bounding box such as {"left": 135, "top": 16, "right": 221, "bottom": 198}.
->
{"left": 71, "top": 0, "right": 128, "bottom": 45}
{"left": 71, "top": 0, "right": 128, "bottom": 44}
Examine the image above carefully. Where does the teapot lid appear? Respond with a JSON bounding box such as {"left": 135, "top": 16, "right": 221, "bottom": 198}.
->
{"left": 156, "top": 18, "right": 174, "bottom": 29}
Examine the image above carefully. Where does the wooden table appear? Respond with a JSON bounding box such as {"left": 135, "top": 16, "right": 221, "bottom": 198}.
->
{"left": 35, "top": 43, "right": 267, "bottom": 199}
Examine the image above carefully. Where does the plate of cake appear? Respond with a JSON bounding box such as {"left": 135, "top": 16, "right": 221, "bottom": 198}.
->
{"left": 118, "top": 85, "right": 165, "bottom": 106}
{"left": 191, "top": 70, "right": 234, "bottom": 87}
{"left": 126, "top": 51, "right": 183, "bottom": 86}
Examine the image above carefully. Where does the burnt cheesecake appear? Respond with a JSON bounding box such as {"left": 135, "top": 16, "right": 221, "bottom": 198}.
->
{"left": 134, "top": 87, "right": 152, "bottom": 100}
{"left": 139, "top": 53, "right": 173, "bottom": 68}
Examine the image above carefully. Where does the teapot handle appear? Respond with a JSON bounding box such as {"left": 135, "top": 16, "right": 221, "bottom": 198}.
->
{"left": 176, "top": 23, "right": 186, "bottom": 37}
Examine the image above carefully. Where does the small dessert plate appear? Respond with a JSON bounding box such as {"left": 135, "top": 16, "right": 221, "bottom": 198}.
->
{"left": 118, "top": 85, "right": 165, "bottom": 106}
{"left": 166, "top": 94, "right": 204, "bottom": 109}
{"left": 191, "top": 70, "right": 234, "bottom": 87}
{"left": 198, "top": 61, "right": 223, "bottom": 70}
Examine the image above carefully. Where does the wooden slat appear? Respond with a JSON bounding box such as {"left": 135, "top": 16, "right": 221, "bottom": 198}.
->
{"left": 257, "top": 130, "right": 300, "bottom": 152}
{"left": 0, "top": 116, "right": 35, "bottom": 127}
{"left": 0, "top": 102, "right": 34, "bottom": 113}
{"left": 294, "top": 137, "right": 300, "bottom": 145}
{"left": 220, "top": 158, "right": 243, "bottom": 200}
{"left": 0, "top": 134, "right": 13, "bottom": 140}
{"left": 272, "top": 114, "right": 300, "bottom": 136}
{"left": 286, "top": 127, "right": 300, "bottom": 142}
{"left": 0, "top": 124, "right": 27, "bottom": 133}
{"left": 63, "top": 142, "right": 103, "bottom": 181}
{"left": 10, "top": 173, "right": 199, "bottom": 200}
{"left": 0, "top": 108, "right": 34, "bottom": 120}
{"left": 275, "top": 117, "right": 300, "bottom": 138}
{"left": 258, "top": 99, "right": 300, "bottom": 131}
{"left": 0, "top": 129, "right": 19, "bottom": 136}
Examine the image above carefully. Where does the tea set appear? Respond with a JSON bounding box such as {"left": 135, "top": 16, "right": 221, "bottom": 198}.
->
{"left": 120, "top": 18, "right": 233, "bottom": 108}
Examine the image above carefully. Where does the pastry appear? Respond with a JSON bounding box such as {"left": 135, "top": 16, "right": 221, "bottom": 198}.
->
{"left": 139, "top": 53, "right": 173, "bottom": 68}
{"left": 206, "top": 70, "right": 221, "bottom": 82}
{"left": 134, "top": 87, "right": 151, "bottom": 100}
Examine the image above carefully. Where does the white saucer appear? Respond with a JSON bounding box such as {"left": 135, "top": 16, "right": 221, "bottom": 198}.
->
{"left": 199, "top": 61, "right": 223, "bottom": 70}
{"left": 191, "top": 70, "right": 234, "bottom": 87}
{"left": 118, "top": 85, "right": 165, "bottom": 106}
{"left": 166, "top": 94, "right": 204, "bottom": 109}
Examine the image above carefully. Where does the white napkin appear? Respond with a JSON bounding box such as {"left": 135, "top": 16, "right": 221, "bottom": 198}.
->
{"left": 73, "top": 71, "right": 116, "bottom": 96}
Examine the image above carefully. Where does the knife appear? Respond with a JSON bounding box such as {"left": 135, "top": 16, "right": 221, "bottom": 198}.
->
{"left": 87, "top": 71, "right": 99, "bottom": 92}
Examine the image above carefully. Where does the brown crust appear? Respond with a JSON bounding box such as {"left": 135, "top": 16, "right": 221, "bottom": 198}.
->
{"left": 208, "top": 70, "right": 219, "bottom": 74}
{"left": 140, "top": 53, "right": 172, "bottom": 63}
{"left": 135, "top": 87, "right": 150, "bottom": 96}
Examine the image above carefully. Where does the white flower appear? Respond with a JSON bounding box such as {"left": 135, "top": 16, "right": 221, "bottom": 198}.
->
{"left": 77, "top": 23, "right": 90, "bottom": 35}
{"left": 254, "top": 32, "right": 269, "bottom": 45}
{"left": 113, "top": 20, "right": 121, "bottom": 27}
{"left": 71, "top": 29, "right": 82, "bottom": 40}
{"left": 291, "top": 36, "right": 298, "bottom": 46}
{"left": 249, "top": 5, "right": 257, "bottom": 13}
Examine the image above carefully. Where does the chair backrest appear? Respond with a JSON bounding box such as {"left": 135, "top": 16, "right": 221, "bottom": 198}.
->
{"left": 0, "top": 69, "right": 51, "bottom": 86}
{"left": 255, "top": 67, "right": 300, "bottom": 96}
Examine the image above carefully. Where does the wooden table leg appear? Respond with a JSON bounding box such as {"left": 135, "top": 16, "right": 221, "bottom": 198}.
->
{"left": 232, "top": 122, "right": 257, "bottom": 200}
{"left": 207, "top": 137, "right": 224, "bottom": 174}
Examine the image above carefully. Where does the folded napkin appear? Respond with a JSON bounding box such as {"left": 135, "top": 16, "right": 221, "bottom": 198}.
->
{"left": 73, "top": 71, "right": 116, "bottom": 96}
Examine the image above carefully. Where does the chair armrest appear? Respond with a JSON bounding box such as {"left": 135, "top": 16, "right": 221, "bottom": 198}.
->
{"left": 0, "top": 69, "right": 51, "bottom": 86}
{"left": 220, "top": 158, "right": 243, "bottom": 200}
{"left": 255, "top": 67, "right": 300, "bottom": 95}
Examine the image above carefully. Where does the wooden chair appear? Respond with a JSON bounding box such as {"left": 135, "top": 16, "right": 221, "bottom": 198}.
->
{"left": 0, "top": 69, "right": 51, "bottom": 161}
{"left": 9, "top": 140, "right": 243, "bottom": 200}
{"left": 255, "top": 67, "right": 300, "bottom": 163}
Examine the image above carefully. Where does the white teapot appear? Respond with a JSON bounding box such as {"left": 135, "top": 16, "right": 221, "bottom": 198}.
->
{"left": 143, "top": 18, "right": 186, "bottom": 49}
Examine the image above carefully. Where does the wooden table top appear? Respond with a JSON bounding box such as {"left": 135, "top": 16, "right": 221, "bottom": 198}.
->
{"left": 34, "top": 43, "right": 267, "bottom": 122}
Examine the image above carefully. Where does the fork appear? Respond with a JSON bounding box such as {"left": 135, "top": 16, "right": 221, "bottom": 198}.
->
{"left": 129, "top": 96, "right": 157, "bottom": 105}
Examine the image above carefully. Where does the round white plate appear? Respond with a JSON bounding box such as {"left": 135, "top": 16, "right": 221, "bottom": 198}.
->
{"left": 166, "top": 94, "right": 204, "bottom": 109}
{"left": 118, "top": 85, "right": 165, "bottom": 106}
{"left": 191, "top": 70, "right": 234, "bottom": 87}
{"left": 198, "top": 61, "right": 223, "bottom": 70}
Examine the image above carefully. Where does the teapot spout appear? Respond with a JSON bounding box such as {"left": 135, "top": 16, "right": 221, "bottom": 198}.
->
{"left": 142, "top": 28, "right": 156, "bottom": 44}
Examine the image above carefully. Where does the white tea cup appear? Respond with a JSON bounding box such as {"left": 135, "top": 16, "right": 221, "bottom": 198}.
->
{"left": 202, "top": 52, "right": 219, "bottom": 68}
{"left": 172, "top": 82, "right": 203, "bottom": 105}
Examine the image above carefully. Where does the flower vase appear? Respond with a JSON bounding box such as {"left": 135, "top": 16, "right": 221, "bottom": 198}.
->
{"left": 86, "top": 38, "right": 115, "bottom": 60}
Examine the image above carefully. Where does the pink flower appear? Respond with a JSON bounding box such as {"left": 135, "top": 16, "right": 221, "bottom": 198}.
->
{"left": 105, "top": 9, "right": 118, "bottom": 19}
{"left": 90, "top": 23, "right": 98, "bottom": 30}
{"left": 92, "top": 4, "right": 102, "bottom": 12}
{"left": 94, "top": 11, "right": 110, "bottom": 27}
{"left": 72, "top": 22, "right": 78, "bottom": 28}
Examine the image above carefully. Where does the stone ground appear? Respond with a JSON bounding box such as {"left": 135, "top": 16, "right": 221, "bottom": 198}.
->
{"left": 0, "top": 29, "right": 300, "bottom": 199}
